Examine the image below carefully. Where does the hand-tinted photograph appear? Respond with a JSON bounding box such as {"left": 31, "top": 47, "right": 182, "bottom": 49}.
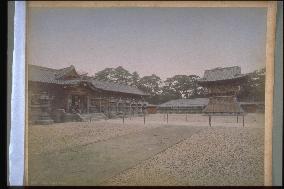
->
{"left": 26, "top": 2, "right": 274, "bottom": 186}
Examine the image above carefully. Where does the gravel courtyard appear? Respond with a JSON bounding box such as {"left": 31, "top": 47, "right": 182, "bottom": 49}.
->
{"left": 28, "top": 113, "right": 264, "bottom": 186}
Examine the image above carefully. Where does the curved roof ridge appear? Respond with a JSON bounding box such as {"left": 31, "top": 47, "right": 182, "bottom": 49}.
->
{"left": 28, "top": 64, "right": 148, "bottom": 96}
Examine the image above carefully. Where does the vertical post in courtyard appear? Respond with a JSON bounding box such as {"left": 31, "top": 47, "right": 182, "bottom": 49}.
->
{"left": 129, "top": 104, "right": 132, "bottom": 120}
{"left": 237, "top": 115, "right": 239, "bottom": 123}
{"left": 86, "top": 96, "right": 90, "bottom": 114}
{"left": 99, "top": 97, "right": 102, "bottom": 113}
{"left": 167, "top": 112, "right": 168, "bottom": 124}
{"left": 66, "top": 94, "right": 71, "bottom": 113}
{"left": 142, "top": 104, "right": 146, "bottom": 125}
{"left": 209, "top": 115, "right": 211, "bottom": 127}
{"left": 143, "top": 112, "right": 145, "bottom": 125}
{"left": 108, "top": 97, "right": 111, "bottom": 119}
{"left": 242, "top": 115, "right": 244, "bottom": 127}
{"left": 186, "top": 113, "right": 188, "bottom": 122}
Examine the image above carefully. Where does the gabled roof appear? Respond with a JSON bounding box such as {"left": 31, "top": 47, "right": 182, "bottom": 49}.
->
{"left": 199, "top": 66, "right": 247, "bottom": 82}
{"left": 55, "top": 65, "right": 78, "bottom": 79}
{"left": 28, "top": 65, "right": 80, "bottom": 84}
{"left": 90, "top": 80, "right": 146, "bottom": 96}
{"left": 28, "top": 64, "right": 147, "bottom": 96}
{"left": 158, "top": 98, "right": 209, "bottom": 108}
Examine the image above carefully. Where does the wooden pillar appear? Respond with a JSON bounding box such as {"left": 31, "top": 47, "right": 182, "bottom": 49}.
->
{"left": 123, "top": 112, "right": 125, "bottom": 124}
{"left": 108, "top": 97, "right": 111, "bottom": 118}
{"left": 124, "top": 100, "right": 127, "bottom": 123}
{"left": 129, "top": 103, "right": 132, "bottom": 120}
{"left": 143, "top": 112, "right": 146, "bottom": 124}
{"left": 99, "top": 97, "right": 102, "bottom": 112}
{"left": 167, "top": 112, "right": 168, "bottom": 123}
{"left": 243, "top": 115, "right": 245, "bottom": 127}
{"left": 136, "top": 102, "right": 139, "bottom": 114}
{"left": 237, "top": 115, "right": 239, "bottom": 123}
{"left": 86, "top": 96, "right": 89, "bottom": 114}
{"left": 209, "top": 115, "right": 211, "bottom": 127}
{"left": 132, "top": 104, "right": 135, "bottom": 117}
{"left": 66, "top": 94, "right": 71, "bottom": 113}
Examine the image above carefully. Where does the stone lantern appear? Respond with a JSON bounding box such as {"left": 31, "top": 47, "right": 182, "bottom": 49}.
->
{"left": 35, "top": 92, "right": 54, "bottom": 125}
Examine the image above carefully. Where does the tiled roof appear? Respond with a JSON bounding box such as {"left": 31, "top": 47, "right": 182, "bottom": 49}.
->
{"left": 90, "top": 80, "right": 146, "bottom": 96}
{"left": 28, "top": 65, "right": 80, "bottom": 84}
{"left": 158, "top": 98, "right": 209, "bottom": 108}
{"left": 55, "top": 65, "right": 77, "bottom": 79}
{"left": 199, "top": 66, "right": 246, "bottom": 82}
{"left": 28, "top": 64, "right": 147, "bottom": 96}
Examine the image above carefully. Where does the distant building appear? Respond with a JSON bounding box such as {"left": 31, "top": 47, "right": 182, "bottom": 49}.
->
{"left": 158, "top": 98, "right": 209, "bottom": 113}
{"left": 146, "top": 104, "right": 158, "bottom": 114}
{"left": 28, "top": 64, "right": 148, "bottom": 124}
{"left": 198, "top": 66, "right": 248, "bottom": 115}
{"left": 240, "top": 101, "right": 265, "bottom": 113}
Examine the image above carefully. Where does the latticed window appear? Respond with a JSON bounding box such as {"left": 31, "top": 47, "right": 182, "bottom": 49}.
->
{"left": 30, "top": 92, "right": 50, "bottom": 105}
{"left": 90, "top": 98, "right": 97, "bottom": 106}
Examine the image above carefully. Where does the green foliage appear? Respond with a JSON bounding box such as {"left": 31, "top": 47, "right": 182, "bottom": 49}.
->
{"left": 94, "top": 66, "right": 133, "bottom": 85}
{"left": 137, "top": 74, "right": 163, "bottom": 96}
{"left": 238, "top": 68, "right": 265, "bottom": 102}
{"left": 93, "top": 68, "right": 115, "bottom": 82}
{"left": 93, "top": 66, "right": 265, "bottom": 104}
{"left": 162, "top": 75, "right": 205, "bottom": 99}
{"left": 131, "top": 71, "right": 140, "bottom": 88}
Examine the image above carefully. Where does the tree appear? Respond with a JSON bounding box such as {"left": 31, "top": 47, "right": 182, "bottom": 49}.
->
{"left": 238, "top": 68, "right": 265, "bottom": 101}
{"left": 138, "top": 74, "right": 163, "bottom": 96}
{"left": 131, "top": 71, "right": 140, "bottom": 88}
{"left": 162, "top": 75, "right": 205, "bottom": 99}
{"left": 94, "top": 66, "right": 133, "bottom": 85}
{"left": 112, "top": 66, "right": 133, "bottom": 85}
{"left": 93, "top": 68, "right": 116, "bottom": 82}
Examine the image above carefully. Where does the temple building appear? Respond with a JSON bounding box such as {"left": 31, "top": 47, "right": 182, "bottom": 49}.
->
{"left": 158, "top": 98, "right": 209, "bottom": 113}
{"left": 198, "top": 66, "right": 248, "bottom": 125}
{"left": 28, "top": 64, "right": 148, "bottom": 124}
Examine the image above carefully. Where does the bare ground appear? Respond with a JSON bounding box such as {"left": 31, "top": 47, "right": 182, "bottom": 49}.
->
{"left": 103, "top": 127, "right": 264, "bottom": 186}
{"left": 28, "top": 113, "right": 264, "bottom": 186}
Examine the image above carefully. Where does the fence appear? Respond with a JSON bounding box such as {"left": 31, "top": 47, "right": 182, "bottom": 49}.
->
{"left": 115, "top": 113, "right": 264, "bottom": 127}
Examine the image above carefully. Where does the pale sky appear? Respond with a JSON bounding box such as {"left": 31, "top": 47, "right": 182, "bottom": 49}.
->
{"left": 27, "top": 8, "right": 267, "bottom": 79}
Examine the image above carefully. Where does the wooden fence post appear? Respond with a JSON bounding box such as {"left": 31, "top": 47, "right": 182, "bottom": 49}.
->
{"left": 167, "top": 113, "right": 168, "bottom": 124}
{"left": 123, "top": 112, "right": 125, "bottom": 124}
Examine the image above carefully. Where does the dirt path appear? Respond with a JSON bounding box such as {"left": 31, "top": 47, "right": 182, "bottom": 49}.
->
{"left": 28, "top": 125, "right": 203, "bottom": 186}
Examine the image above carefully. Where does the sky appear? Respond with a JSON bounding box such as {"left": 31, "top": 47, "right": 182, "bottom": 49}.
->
{"left": 27, "top": 7, "right": 267, "bottom": 79}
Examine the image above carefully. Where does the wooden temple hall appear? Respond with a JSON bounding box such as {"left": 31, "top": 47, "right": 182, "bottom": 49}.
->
{"left": 198, "top": 66, "right": 248, "bottom": 126}
{"left": 28, "top": 64, "right": 148, "bottom": 124}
